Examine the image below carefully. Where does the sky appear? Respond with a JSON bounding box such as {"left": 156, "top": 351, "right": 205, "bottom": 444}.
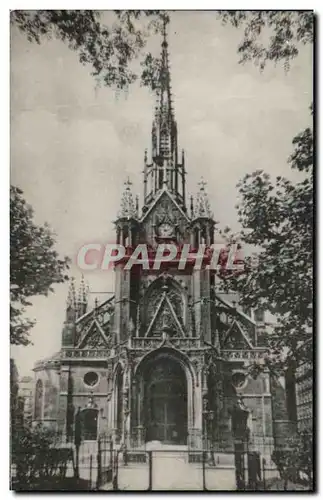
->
{"left": 10, "top": 11, "right": 313, "bottom": 376}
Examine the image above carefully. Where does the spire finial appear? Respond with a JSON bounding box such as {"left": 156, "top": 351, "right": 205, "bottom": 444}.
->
{"left": 77, "top": 274, "right": 88, "bottom": 317}
{"left": 162, "top": 14, "right": 168, "bottom": 48}
{"left": 193, "top": 178, "right": 213, "bottom": 219}
{"left": 125, "top": 177, "right": 132, "bottom": 190}
{"left": 118, "top": 177, "right": 137, "bottom": 219}
{"left": 67, "top": 277, "right": 76, "bottom": 310}
{"left": 198, "top": 177, "right": 207, "bottom": 191}
{"left": 66, "top": 277, "right": 77, "bottom": 322}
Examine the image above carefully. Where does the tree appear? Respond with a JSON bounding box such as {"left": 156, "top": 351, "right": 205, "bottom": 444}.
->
{"left": 11, "top": 11, "right": 314, "bottom": 89}
{"left": 219, "top": 116, "right": 313, "bottom": 370}
{"left": 218, "top": 11, "right": 314, "bottom": 70}
{"left": 11, "top": 423, "right": 71, "bottom": 490}
{"left": 10, "top": 186, "right": 69, "bottom": 346}
{"left": 10, "top": 358, "right": 22, "bottom": 431}
{"left": 215, "top": 11, "right": 313, "bottom": 370}
{"left": 272, "top": 430, "right": 313, "bottom": 489}
{"left": 11, "top": 10, "right": 167, "bottom": 91}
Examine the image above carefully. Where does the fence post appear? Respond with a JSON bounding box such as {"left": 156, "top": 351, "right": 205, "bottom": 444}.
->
{"left": 148, "top": 451, "right": 152, "bottom": 491}
{"left": 110, "top": 439, "right": 113, "bottom": 468}
{"left": 89, "top": 454, "right": 92, "bottom": 489}
{"left": 96, "top": 437, "right": 101, "bottom": 489}
{"left": 113, "top": 450, "right": 119, "bottom": 490}
{"left": 75, "top": 445, "right": 80, "bottom": 479}
{"left": 262, "top": 458, "right": 266, "bottom": 490}
{"left": 202, "top": 450, "right": 206, "bottom": 491}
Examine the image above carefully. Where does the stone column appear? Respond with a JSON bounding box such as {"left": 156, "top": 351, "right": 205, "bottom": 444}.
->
{"left": 57, "top": 366, "right": 70, "bottom": 442}
{"left": 123, "top": 367, "right": 131, "bottom": 447}
{"left": 191, "top": 363, "right": 203, "bottom": 449}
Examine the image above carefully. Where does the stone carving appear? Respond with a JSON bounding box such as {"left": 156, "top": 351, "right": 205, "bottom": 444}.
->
{"left": 144, "top": 277, "right": 184, "bottom": 331}
{"left": 142, "top": 191, "right": 189, "bottom": 244}
{"left": 62, "top": 348, "right": 110, "bottom": 359}
{"left": 82, "top": 326, "right": 107, "bottom": 348}
{"left": 221, "top": 350, "right": 266, "bottom": 361}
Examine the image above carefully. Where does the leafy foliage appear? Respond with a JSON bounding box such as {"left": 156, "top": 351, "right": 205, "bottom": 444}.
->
{"left": 272, "top": 431, "right": 313, "bottom": 487}
{"left": 10, "top": 186, "right": 70, "bottom": 345}
{"left": 218, "top": 11, "right": 314, "bottom": 70}
{"left": 10, "top": 358, "right": 23, "bottom": 432}
{"left": 11, "top": 424, "right": 72, "bottom": 489}
{"left": 11, "top": 10, "right": 168, "bottom": 90}
{"left": 219, "top": 114, "right": 313, "bottom": 369}
{"left": 11, "top": 11, "right": 314, "bottom": 90}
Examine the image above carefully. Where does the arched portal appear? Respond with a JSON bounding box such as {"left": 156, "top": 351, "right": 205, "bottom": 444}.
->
{"left": 142, "top": 357, "right": 188, "bottom": 444}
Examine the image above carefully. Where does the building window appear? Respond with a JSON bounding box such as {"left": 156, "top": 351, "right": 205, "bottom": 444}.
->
{"left": 84, "top": 372, "right": 99, "bottom": 388}
{"left": 34, "top": 379, "right": 43, "bottom": 420}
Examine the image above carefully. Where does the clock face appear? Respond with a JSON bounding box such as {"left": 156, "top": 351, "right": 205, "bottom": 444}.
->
{"left": 159, "top": 222, "right": 174, "bottom": 238}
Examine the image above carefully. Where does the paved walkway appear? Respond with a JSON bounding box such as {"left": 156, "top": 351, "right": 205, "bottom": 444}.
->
{"left": 115, "top": 444, "right": 236, "bottom": 491}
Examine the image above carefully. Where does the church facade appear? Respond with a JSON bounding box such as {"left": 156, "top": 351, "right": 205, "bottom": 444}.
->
{"left": 33, "top": 26, "right": 294, "bottom": 461}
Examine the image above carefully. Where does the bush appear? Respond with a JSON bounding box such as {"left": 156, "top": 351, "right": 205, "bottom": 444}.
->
{"left": 272, "top": 431, "right": 313, "bottom": 488}
{"left": 11, "top": 424, "right": 72, "bottom": 490}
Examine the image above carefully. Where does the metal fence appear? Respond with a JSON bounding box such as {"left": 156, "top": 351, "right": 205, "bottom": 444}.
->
{"left": 11, "top": 430, "right": 311, "bottom": 491}
{"left": 110, "top": 448, "right": 255, "bottom": 491}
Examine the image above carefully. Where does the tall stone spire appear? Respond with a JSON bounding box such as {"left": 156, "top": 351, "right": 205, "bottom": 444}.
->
{"left": 143, "top": 16, "right": 186, "bottom": 211}
{"left": 152, "top": 16, "right": 178, "bottom": 163}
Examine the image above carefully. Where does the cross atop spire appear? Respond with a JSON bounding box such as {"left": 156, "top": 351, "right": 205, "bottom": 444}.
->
{"left": 124, "top": 177, "right": 132, "bottom": 189}
{"left": 162, "top": 14, "right": 168, "bottom": 48}
{"left": 198, "top": 177, "right": 207, "bottom": 191}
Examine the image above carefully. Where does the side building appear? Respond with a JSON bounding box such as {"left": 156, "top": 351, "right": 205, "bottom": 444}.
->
{"left": 295, "top": 361, "right": 313, "bottom": 433}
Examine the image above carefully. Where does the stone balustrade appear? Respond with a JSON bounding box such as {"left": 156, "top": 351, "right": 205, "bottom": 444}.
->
{"left": 130, "top": 337, "right": 201, "bottom": 350}
{"left": 221, "top": 349, "right": 267, "bottom": 361}
{"left": 61, "top": 348, "right": 109, "bottom": 360}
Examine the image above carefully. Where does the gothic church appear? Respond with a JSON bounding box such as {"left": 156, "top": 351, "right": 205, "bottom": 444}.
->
{"left": 33, "top": 24, "right": 294, "bottom": 462}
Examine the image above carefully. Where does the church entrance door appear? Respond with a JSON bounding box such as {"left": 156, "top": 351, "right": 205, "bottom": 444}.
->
{"left": 144, "top": 358, "right": 187, "bottom": 445}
